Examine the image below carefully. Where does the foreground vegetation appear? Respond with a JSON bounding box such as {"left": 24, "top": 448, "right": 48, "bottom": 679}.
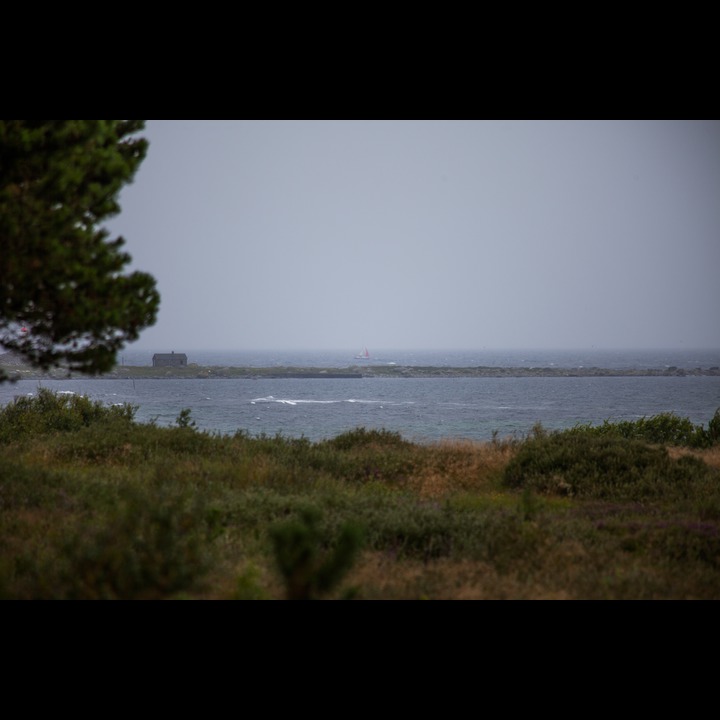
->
{"left": 2, "top": 390, "right": 720, "bottom": 599}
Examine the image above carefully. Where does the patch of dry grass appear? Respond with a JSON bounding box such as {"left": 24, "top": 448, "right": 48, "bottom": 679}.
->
{"left": 668, "top": 445, "right": 720, "bottom": 469}
{"left": 345, "top": 552, "right": 581, "bottom": 600}
{"left": 408, "top": 440, "right": 516, "bottom": 499}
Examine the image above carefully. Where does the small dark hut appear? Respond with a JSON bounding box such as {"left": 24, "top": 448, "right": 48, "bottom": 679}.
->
{"left": 152, "top": 352, "right": 188, "bottom": 367}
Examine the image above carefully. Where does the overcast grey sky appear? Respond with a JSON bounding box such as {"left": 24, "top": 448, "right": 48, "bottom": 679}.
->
{"left": 108, "top": 120, "right": 720, "bottom": 352}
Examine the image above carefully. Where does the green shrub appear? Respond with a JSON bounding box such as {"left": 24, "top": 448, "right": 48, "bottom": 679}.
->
{"left": 323, "top": 427, "right": 412, "bottom": 451}
{"left": 314, "top": 427, "right": 416, "bottom": 484}
{"left": 176, "top": 408, "right": 197, "bottom": 429}
{"left": 361, "top": 504, "right": 457, "bottom": 561}
{"left": 270, "top": 505, "right": 364, "bottom": 600}
{"left": 566, "top": 409, "right": 720, "bottom": 448}
{"left": 0, "top": 388, "right": 136, "bottom": 442}
{"left": 50, "top": 483, "right": 218, "bottom": 599}
{"left": 0, "top": 457, "right": 68, "bottom": 510}
{"left": 654, "top": 522, "right": 720, "bottom": 569}
{"left": 708, "top": 409, "right": 720, "bottom": 445}
{"left": 358, "top": 501, "right": 545, "bottom": 571}
{"left": 621, "top": 413, "right": 700, "bottom": 446}
{"left": 503, "top": 431, "right": 715, "bottom": 501}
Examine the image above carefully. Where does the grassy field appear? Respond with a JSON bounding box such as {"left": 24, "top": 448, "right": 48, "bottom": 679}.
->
{"left": 1, "top": 389, "right": 719, "bottom": 600}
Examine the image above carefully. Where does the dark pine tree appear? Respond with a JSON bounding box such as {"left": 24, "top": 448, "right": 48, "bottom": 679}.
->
{"left": 0, "top": 120, "right": 160, "bottom": 381}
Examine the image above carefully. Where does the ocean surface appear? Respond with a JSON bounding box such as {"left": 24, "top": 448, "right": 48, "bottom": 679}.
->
{"left": 2, "top": 349, "right": 720, "bottom": 443}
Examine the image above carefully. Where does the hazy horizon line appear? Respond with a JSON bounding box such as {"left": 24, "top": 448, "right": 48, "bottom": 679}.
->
{"left": 123, "top": 345, "right": 720, "bottom": 353}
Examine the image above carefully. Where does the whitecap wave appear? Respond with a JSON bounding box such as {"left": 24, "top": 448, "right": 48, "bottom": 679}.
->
{"left": 251, "top": 396, "right": 339, "bottom": 406}
{"left": 249, "top": 396, "right": 413, "bottom": 407}
{"left": 347, "top": 399, "right": 414, "bottom": 405}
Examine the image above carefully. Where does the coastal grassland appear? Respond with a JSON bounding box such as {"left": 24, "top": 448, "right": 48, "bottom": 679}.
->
{"left": 1, "top": 390, "right": 720, "bottom": 599}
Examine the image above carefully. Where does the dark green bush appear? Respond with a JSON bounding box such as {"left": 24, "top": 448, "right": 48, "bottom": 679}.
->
{"left": 52, "top": 483, "right": 218, "bottom": 599}
{"left": 618, "top": 413, "right": 700, "bottom": 446}
{"left": 359, "top": 502, "right": 544, "bottom": 570}
{"left": 566, "top": 409, "right": 720, "bottom": 448}
{"left": 503, "top": 431, "right": 715, "bottom": 501}
{"left": 323, "top": 427, "right": 412, "bottom": 451}
{"left": 175, "top": 408, "right": 197, "bottom": 429}
{"left": 653, "top": 521, "right": 720, "bottom": 569}
{"left": 0, "top": 457, "right": 68, "bottom": 511}
{"left": 270, "top": 505, "right": 364, "bottom": 600}
{"left": 313, "top": 427, "right": 416, "bottom": 483}
{"left": 0, "top": 388, "right": 136, "bottom": 442}
{"left": 708, "top": 409, "right": 720, "bottom": 445}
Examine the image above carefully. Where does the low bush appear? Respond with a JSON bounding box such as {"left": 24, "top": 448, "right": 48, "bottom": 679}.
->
{"left": 323, "top": 427, "right": 412, "bottom": 451}
{"left": 503, "top": 429, "right": 716, "bottom": 501}
{"left": 0, "top": 388, "right": 136, "bottom": 442}
{"left": 48, "top": 483, "right": 218, "bottom": 600}
{"left": 709, "top": 409, "right": 720, "bottom": 445}
{"left": 313, "top": 427, "right": 417, "bottom": 484}
{"left": 566, "top": 409, "right": 720, "bottom": 448}
{"left": 270, "top": 505, "right": 364, "bottom": 600}
{"left": 374, "top": 504, "right": 547, "bottom": 571}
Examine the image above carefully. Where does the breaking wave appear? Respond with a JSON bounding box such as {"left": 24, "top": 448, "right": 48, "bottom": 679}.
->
{"left": 251, "top": 396, "right": 415, "bottom": 406}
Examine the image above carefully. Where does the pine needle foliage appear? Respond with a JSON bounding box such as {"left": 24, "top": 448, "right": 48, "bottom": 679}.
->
{"left": 0, "top": 120, "right": 160, "bottom": 382}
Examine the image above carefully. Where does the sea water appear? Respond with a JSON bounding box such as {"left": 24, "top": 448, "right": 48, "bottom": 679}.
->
{"left": 2, "top": 349, "right": 719, "bottom": 443}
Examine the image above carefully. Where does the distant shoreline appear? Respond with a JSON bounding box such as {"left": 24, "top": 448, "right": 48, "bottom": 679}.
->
{"left": 3, "top": 364, "right": 720, "bottom": 380}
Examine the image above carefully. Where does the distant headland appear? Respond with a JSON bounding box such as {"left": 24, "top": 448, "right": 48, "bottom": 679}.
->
{"left": 2, "top": 354, "right": 719, "bottom": 381}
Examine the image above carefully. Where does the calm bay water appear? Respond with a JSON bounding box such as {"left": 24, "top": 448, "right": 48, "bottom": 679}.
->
{"left": 2, "top": 349, "right": 719, "bottom": 443}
